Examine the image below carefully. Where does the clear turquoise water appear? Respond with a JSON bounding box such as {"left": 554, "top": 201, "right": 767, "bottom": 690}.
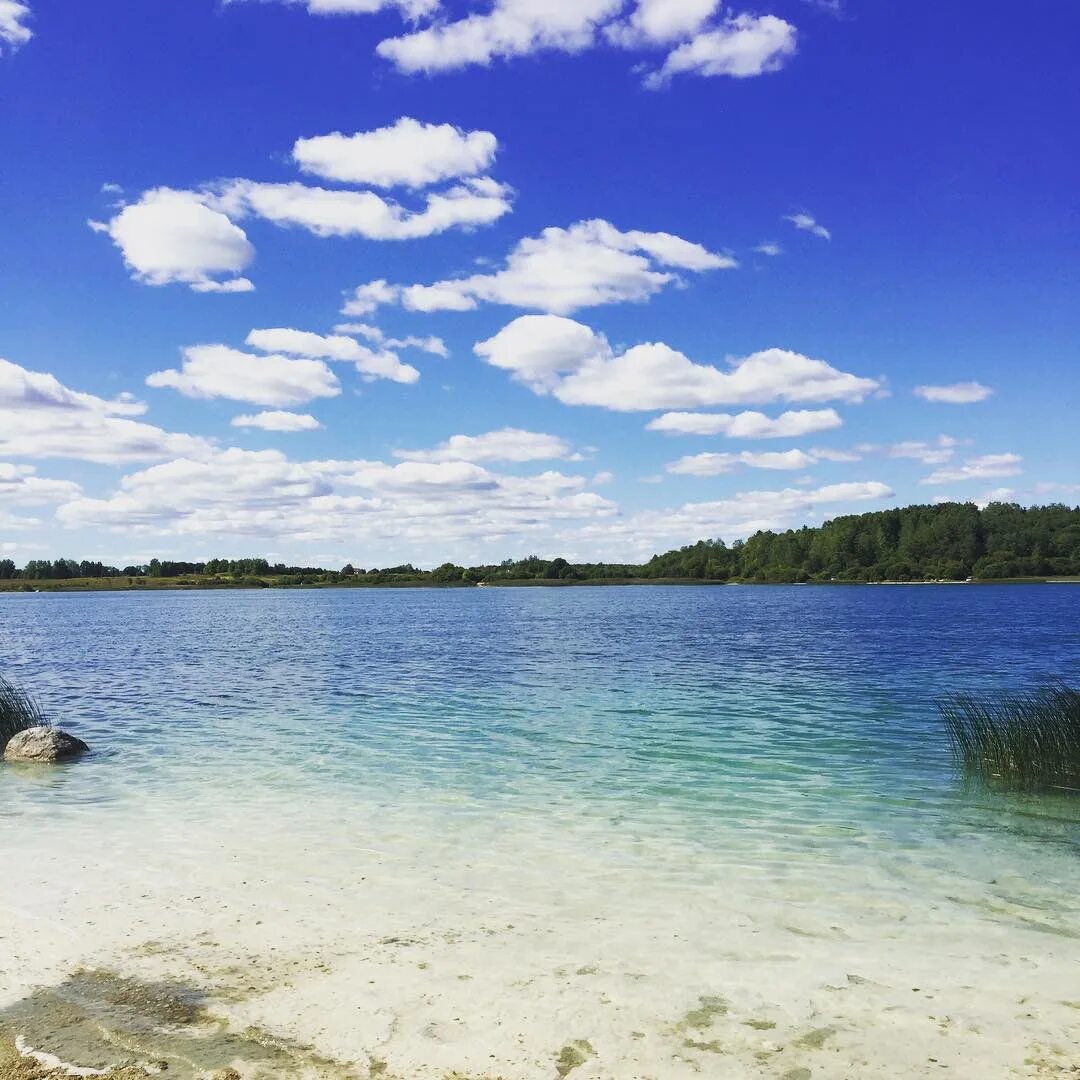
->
{"left": 3, "top": 585, "right": 1079, "bottom": 846}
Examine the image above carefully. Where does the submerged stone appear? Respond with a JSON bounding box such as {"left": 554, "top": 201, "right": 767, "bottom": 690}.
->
{"left": 4, "top": 726, "right": 88, "bottom": 763}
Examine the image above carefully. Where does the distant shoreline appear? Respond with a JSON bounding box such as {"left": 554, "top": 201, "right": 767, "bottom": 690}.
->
{"left": 2, "top": 576, "right": 1078, "bottom": 594}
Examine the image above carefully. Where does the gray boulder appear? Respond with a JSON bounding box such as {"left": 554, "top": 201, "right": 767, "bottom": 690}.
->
{"left": 4, "top": 726, "right": 88, "bottom": 763}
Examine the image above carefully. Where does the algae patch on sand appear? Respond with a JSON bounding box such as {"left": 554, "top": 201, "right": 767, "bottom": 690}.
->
{"left": 554, "top": 1040, "right": 595, "bottom": 1078}
{"left": 0, "top": 969, "right": 358, "bottom": 1079}
{"left": 794, "top": 1026, "right": 837, "bottom": 1050}
{"left": 679, "top": 995, "right": 729, "bottom": 1031}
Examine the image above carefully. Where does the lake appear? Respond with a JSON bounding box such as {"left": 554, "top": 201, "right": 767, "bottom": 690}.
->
{"left": 1, "top": 585, "right": 1078, "bottom": 1078}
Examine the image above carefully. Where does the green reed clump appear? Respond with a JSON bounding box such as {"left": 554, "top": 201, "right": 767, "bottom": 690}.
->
{"left": 940, "top": 682, "right": 1080, "bottom": 791}
{"left": 0, "top": 675, "right": 49, "bottom": 750}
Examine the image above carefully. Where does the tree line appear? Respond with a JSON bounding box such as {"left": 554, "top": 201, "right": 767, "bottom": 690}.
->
{"left": 2, "top": 502, "right": 1079, "bottom": 587}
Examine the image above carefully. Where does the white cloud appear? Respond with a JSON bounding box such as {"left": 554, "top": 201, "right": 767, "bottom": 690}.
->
{"left": 245, "top": 328, "right": 420, "bottom": 384}
{"left": 395, "top": 428, "right": 575, "bottom": 464}
{"left": 341, "top": 280, "right": 400, "bottom": 317}
{"left": 0, "top": 0, "right": 31, "bottom": 53}
{"left": 94, "top": 124, "right": 513, "bottom": 291}
{"left": 645, "top": 14, "right": 797, "bottom": 88}
{"left": 346, "top": 219, "right": 734, "bottom": 317}
{"left": 334, "top": 322, "right": 383, "bottom": 340}
{"left": 477, "top": 318, "right": 880, "bottom": 411}
{"left": 226, "top": 0, "right": 439, "bottom": 19}
{"left": 605, "top": 0, "right": 722, "bottom": 46}
{"left": 293, "top": 118, "right": 497, "bottom": 189}
{"left": 785, "top": 212, "right": 831, "bottom": 240}
{"left": 922, "top": 453, "right": 1022, "bottom": 485}
{"left": 213, "top": 176, "right": 512, "bottom": 241}
{"left": 0, "top": 463, "right": 80, "bottom": 505}
{"left": 646, "top": 407, "right": 842, "bottom": 438}
{"left": 333, "top": 323, "right": 448, "bottom": 357}
{"left": 376, "top": 0, "right": 622, "bottom": 73}
{"left": 474, "top": 314, "right": 611, "bottom": 392}
{"left": 147, "top": 345, "right": 341, "bottom": 407}
{"left": 554, "top": 344, "right": 880, "bottom": 410}
{"left": 231, "top": 411, "right": 323, "bottom": 432}
{"left": 90, "top": 188, "right": 256, "bottom": 293}
{"left": 190, "top": 277, "right": 257, "bottom": 294}
{"left": 914, "top": 381, "right": 993, "bottom": 404}
{"left": 0, "top": 357, "right": 144, "bottom": 417}
{"left": 385, "top": 334, "right": 448, "bottom": 357}
{"left": 667, "top": 449, "right": 817, "bottom": 475}
{"left": 57, "top": 448, "right": 617, "bottom": 550}
{"left": 374, "top": 1, "right": 796, "bottom": 88}
{"left": 754, "top": 241, "right": 783, "bottom": 256}
{"left": 0, "top": 357, "right": 212, "bottom": 464}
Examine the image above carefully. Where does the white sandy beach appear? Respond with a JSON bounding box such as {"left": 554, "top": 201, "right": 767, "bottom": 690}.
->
{"left": 3, "top": 782, "right": 1078, "bottom": 1079}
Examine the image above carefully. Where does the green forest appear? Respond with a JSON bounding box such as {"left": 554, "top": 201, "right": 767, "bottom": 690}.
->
{"left": 2, "top": 501, "right": 1079, "bottom": 589}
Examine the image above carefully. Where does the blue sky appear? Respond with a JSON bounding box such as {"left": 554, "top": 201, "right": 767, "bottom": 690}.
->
{"left": 1, "top": 0, "right": 1077, "bottom": 567}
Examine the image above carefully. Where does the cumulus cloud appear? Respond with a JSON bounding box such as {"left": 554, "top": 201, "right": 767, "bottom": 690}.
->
{"left": 231, "top": 411, "right": 323, "bottom": 432}
{"left": 374, "top": 0, "right": 797, "bottom": 88}
{"left": 785, "top": 212, "right": 831, "bottom": 240}
{"left": 334, "top": 322, "right": 449, "bottom": 357}
{"left": 57, "top": 448, "right": 617, "bottom": 550}
{"left": 646, "top": 407, "right": 842, "bottom": 438}
{"left": 476, "top": 316, "right": 881, "bottom": 411}
{"left": 914, "top": 381, "right": 993, "bottom": 404}
{"left": 395, "top": 428, "right": 576, "bottom": 464}
{"left": 644, "top": 14, "right": 797, "bottom": 88}
{"left": 89, "top": 188, "right": 256, "bottom": 293}
{"left": 474, "top": 314, "right": 611, "bottom": 391}
{"left": 754, "top": 241, "right": 783, "bottom": 256}
{"left": 93, "top": 120, "right": 513, "bottom": 291}
{"left": 147, "top": 345, "right": 341, "bottom": 407}
{"left": 0, "top": 0, "right": 31, "bottom": 53}
{"left": 212, "top": 175, "right": 512, "bottom": 241}
{"left": 0, "top": 463, "right": 80, "bottom": 505}
{"left": 344, "top": 219, "right": 734, "bottom": 317}
{"left": 293, "top": 118, "right": 497, "bottom": 189}
{"left": 605, "top": 0, "right": 722, "bottom": 46}
{"left": 0, "top": 357, "right": 212, "bottom": 463}
{"left": 922, "top": 453, "right": 1022, "bottom": 485}
{"left": 245, "top": 328, "right": 420, "bottom": 383}
{"left": 553, "top": 344, "right": 878, "bottom": 410}
{"left": 667, "top": 449, "right": 817, "bottom": 475}
{"left": 376, "top": 0, "right": 622, "bottom": 73}
{"left": 146, "top": 327, "right": 423, "bottom": 408}
{"left": 341, "top": 280, "right": 400, "bottom": 317}
{"left": 386, "top": 334, "right": 447, "bottom": 357}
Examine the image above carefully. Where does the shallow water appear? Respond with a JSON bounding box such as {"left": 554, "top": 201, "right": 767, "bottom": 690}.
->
{"left": 1, "top": 585, "right": 1079, "bottom": 1078}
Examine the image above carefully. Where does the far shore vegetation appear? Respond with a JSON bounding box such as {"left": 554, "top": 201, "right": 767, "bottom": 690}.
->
{"left": 2, "top": 501, "right": 1079, "bottom": 593}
